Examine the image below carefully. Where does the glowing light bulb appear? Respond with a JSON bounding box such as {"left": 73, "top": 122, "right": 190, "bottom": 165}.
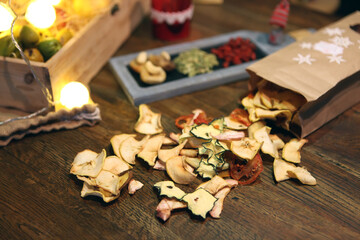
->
{"left": 50, "top": 0, "right": 61, "bottom": 6}
{"left": 60, "top": 82, "right": 90, "bottom": 109}
{"left": 25, "top": 0, "right": 56, "bottom": 29}
{"left": 0, "top": 3, "right": 15, "bottom": 32}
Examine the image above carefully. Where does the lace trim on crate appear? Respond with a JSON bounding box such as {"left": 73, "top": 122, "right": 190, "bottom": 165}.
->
{"left": 151, "top": 4, "right": 194, "bottom": 25}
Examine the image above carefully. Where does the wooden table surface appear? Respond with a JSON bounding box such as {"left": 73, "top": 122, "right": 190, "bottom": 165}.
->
{"left": 1, "top": 0, "right": 359, "bottom": 239}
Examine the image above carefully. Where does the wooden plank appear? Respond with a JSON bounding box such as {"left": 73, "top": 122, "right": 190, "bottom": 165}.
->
{"left": 0, "top": 57, "right": 51, "bottom": 112}
{"left": 47, "top": 0, "right": 151, "bottom": 109}
{"left": 0, "top": 0, "right": 150, "bottom": 112}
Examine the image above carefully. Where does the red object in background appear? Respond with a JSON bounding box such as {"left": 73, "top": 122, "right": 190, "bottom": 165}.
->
{"left": 269, "top": 0, "right": 290, "bottom": 29}
{"left": 151, "top": 0, "right": 193, "bottom": 41}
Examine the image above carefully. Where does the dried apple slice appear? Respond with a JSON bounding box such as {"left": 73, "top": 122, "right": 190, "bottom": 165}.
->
{"left": 259, "top": 91, "right": 273, "bottom": 109}
{"left": 180, "top": 149, "right": 198, "bottom": 157}
{"left": 70, "top": 149, "right": 106, "bottom": 177}
{"left": 273, "top": 158, "right": 296, "bottom": 182}
{"left": 209, "top": 187, "right": 231, "bottom": 218}
{"left": 154, "top": 181, "right": 186, "bottom": 199}
{"left": 182, "top": 188, "right": 217, "bottom": 219}
{"left": 241, "top": 95, "right": 255, "bottom": 109}
{"left": 270, "top": 134, "right": 285, "bottom": 150}
{"left": 224, "top": 116, "right": 248, "bottom": 130}
{"left": 102, "top": 156, "right": 132, "bottom": 175}
{"left": 230, "top": 137, "right": 262, "bottom": 161}
{"left": 273, "top": 90, "right": 306, "bottom": 112}
{"left": 156, "top": 198, "right": 187, "bottom": 222}
{"left": 248, "top": 121, "right": 266, "bottom": 139}
{"left": 255, "top": 108, "right": 292, "bottom": 129}
{"left": 185, "top": 156, "right": 201, "bottom": 169}
{"left": 120, "top": 135, "right": 150, "bottom": 165}
{"left": 196, "top": 175, "right": 231, "bottom": 195}
{"left": 81, "top": 182, "right": 119, "bottom": 203}
{"left": 128, "top": 179, "right": 144, "bottom": 195}
{"left": 282, "top": 138, "right": 308, "bottom": 163}
{"left": 166, "top": 156, "right": 197, "bottom": 185}
{"left": 162, "top": 136, "right": 177, "bottom": 145}
{"left": 110, "top": 134, "right": 136, "bottom": 158}
{"left": 287, "top": 167, "right": 316, "bottom": 185}
{"left": 247, "top": 107, "right": 259, "bottom": 123}
{"left": 158, "top": 140, "right": 187, "bottom": 163}
{"left": 254, "top": 126, "right": 278, "bottom": 158}
{"left": 153, "top": 160, "right": 166, "bottom": 170}
{"left": 255, "top": 108, "right": 292, "bottom": 120}
{"left": 134, "top": 104, "right": 163, "bottom": 135}
{"left": 137, "top": 134, "right": 165, "bottom": 166}
{"left": 253, "top": 92, "right": 266, "bottom": 109}
{"left": 94, "top": 170, "right": 122, "bottom": 195}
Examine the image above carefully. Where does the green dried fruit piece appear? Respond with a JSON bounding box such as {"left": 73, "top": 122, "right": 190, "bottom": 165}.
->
{"left": 174, "top": 48, "right": 219, "bottom": 77}
{"left": 154, "top": 181, "right": 186, "bottom": 200}
{"left": 182, "top": 188, "right": 217, "bottom": 219}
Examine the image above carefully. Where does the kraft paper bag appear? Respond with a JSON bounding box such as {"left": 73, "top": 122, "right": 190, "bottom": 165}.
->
{"left": 246, "top": 11, "right": 360, "bottom": 138}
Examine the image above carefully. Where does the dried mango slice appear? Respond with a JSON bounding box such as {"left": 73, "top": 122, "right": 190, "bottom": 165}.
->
{"left": 182, "top": 188, "right": 217, "bottom": 219}
{"left": 70, "top": 149, "right": 106, "bottom": 177}
{"left": 154, "top": 181, "right": 186, "bottom": 199}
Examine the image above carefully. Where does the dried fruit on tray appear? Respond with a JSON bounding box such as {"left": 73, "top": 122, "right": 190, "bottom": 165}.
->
{"left": 211, "top": 37, "right": 257, "bottom": 68}
{"left": 174, "top": 48, "right": 219, "bottom": 77}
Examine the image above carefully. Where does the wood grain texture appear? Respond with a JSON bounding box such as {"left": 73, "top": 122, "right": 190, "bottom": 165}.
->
{"left": 1, "top": 0, "right": 359, "bottom": 239}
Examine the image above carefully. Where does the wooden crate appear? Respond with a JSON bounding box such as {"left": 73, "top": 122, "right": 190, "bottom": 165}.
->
{"left": 0, "top": 0, "right": 150, "bottom": 112}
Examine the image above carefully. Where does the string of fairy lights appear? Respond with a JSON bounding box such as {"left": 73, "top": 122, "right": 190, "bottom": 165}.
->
{"left": 0, "top": 0, "right": 91, "bottom": 126}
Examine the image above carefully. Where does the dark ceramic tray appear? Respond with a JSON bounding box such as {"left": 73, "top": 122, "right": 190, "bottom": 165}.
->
{"left": 109, "top": 30, "right": 294, "bottom": 105}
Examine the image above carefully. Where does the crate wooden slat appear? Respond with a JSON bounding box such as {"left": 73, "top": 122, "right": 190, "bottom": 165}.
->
{"left": 0, "top": 0, "right": 150, "bottom": 112}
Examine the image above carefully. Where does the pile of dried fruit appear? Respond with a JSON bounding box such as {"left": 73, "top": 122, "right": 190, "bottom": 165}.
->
{"left": 211, "top": 37, "right": 257, "bottom": 68}
{"left": 70, "top": 97, "right": 316, "bottom": 221}
{"left": 70, "top": 146, "right": 144, "bottom": 202}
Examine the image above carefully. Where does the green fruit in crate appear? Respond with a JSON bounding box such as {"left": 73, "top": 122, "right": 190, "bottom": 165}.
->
{"left": 19, "top": 25, "right": 39, "bottom": 48}
{"left": 0, "top": 35, "right": 16, "bottom": 57}
{"left": 38, "top": 28, "right": 53, "bottom": 42}
{"left": 37, "top": 39, "right": 62, "bottom": 61}
{"left": 56, "top": 28, "right": 73, "bottom": 46}
{"left": 24, "top": 48, "right": 44, "bottom": 62}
